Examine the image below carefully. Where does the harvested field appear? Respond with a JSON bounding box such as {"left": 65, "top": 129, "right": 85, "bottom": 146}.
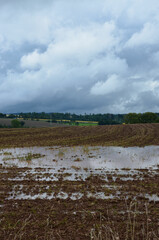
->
{"left": 0, "top": 118, "right": 65, "bottom": 128}
{"left": 0, "top": 123, "right": 159, "bottom": 148}
{"left": 0, "top": 124, "right": 159, "bottom": 239}
{"left": 0, "top": 145, "right": 159, "bottom": 239}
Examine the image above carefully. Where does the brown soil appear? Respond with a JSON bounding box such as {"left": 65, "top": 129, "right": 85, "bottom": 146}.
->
{"left": 0, "top": 124, "right": 159, "bottom": 239}
{"left": 0, "top": 123, "right": 159, "bottom": 148}
{"left": 0, "top": 165, "right": 159, "bottom": 239}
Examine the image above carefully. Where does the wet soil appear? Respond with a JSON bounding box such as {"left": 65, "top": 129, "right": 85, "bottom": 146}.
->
{"left": 0, "top": 146, "right": 159, "bottom": 239}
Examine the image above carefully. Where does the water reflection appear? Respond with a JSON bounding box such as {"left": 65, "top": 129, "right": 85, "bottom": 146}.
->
{"left": 1, "top": 145, "right": 159, "bottom": 170}
{"left": 1, "top": 146, "right": 159, "bottom": 201}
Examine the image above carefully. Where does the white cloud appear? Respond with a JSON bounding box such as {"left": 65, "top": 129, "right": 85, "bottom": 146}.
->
{"left": 90, "top": 74, "right": 124, "bottom": 95}
{"left": 126, "top": 21, "right": 159, "bottom": 47}
{"left": 21, "top": 50, "right": 40, "bottom": 69}
{"left": 1, "top": 0, "right": 159, "bottom": 113}
{"left": 20, "top": 22, "right": 117, "bottom": 68}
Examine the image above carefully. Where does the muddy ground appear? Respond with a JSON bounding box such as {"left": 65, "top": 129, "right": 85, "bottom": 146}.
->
{"left": 0, "top": 123, "right": 159, "bottom": 148}
{"left": 0, "top": 145, "right": 159, "bottom": 239}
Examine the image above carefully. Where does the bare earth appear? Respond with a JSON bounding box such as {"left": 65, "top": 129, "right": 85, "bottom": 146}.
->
{"left": 0, "top": 123, "right": 159, "bottom": 148}
{"left": 0, "top": 124, "right": 159, "bottom": 239}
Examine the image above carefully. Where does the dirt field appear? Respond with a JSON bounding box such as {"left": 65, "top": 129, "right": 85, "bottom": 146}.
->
{"left": 0, "top": 123, "right": 159, "bottom": 148}
{"left": 0, "top": 124, "right": 159, "bottom": 239}
{"left": 0, "top": 118, "right": 65, "bottom": 128}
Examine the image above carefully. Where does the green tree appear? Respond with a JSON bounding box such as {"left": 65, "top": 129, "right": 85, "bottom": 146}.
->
{"left": 124, "top": 113, "right": 141, "bottom": 124}
{"left": 11, "top": 119, "right": 21, "bottom": 128}
{"left": 140, "top": 112, "right": 158, "bottom": 123}
{"left": 20, "top": 121, "right": 25, "bottom": 127}
{"left": 0, "top": 113, "right": 6, "bottom": 118}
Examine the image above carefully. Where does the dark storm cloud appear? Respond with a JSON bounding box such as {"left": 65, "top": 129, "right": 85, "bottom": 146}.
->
{"left": 0, "top": 0, "right": 159, "bottom": 113}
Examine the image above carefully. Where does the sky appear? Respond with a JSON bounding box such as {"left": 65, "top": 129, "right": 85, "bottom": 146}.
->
{"left": 0, "top": 0, "right": 159, "bottom": 114}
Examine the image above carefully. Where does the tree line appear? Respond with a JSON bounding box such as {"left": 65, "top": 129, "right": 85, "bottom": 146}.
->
{"left": 124, "top": 112, "right": 159, "bottom": 124}
{"left": 0, "top": 112, "right": 124, "bottom": 125}
{"left": 0, "top": 112, "right": 159, "bottom": 125}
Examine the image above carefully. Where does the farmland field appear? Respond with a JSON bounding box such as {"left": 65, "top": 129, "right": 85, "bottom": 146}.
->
{"left": 0, "top": 118, "right": 66, "bottom": 128}
{"left": 0, "top": 123, "right": 159, "bottom": 148}
{"left": 0, "top": 124, "right": 159, "bottom": 239}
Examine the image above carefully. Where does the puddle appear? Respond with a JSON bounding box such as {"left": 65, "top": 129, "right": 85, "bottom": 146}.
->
{"left": 86, "top": 192, "right": 115, "bottom": 200}
{"left": 1, "top": 145, "right": 159, "bottom": 183}
{"left": 8, "top": 190, "right": 118, "bottom": 200}
{"left": 1, "top": 146, "right": 159, "bottom": 170}
{"left": 1, "top": 145, "right": 159, "bottom": 201}
{"left": 70, "top": 192, "right": 83, "bottom": 200}
{"left": 145, "top": 194, "right": 159, "bottom": 202}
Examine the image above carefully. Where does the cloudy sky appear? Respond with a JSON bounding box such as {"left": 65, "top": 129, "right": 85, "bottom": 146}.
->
{"left": 0, "top": 0, "right": 159, "bottom": 114}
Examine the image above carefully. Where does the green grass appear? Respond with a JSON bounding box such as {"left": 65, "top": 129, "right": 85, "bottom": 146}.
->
{"left": 69, "top": 122, "right": 98, "bottom": 126}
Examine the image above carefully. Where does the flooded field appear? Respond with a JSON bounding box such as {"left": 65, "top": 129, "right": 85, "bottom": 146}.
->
{"left": 0, "top": 145, "right": 159, "bottom": 239}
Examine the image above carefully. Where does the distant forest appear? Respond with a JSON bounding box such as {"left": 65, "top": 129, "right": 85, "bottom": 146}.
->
{"left": 1, "top": 112, "right": 159, "bottom": 125}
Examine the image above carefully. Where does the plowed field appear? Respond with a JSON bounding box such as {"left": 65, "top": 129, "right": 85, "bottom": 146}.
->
{"left": 0, "top": 124, "right": 159, "bottom": 239}
{"left": 0, "top": 123, "right": 159, "bottom": 148}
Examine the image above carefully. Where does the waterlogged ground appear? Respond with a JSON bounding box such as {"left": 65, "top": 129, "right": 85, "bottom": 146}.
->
{"left": 0, "top": 146, "right": 159, "bottom": 239}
